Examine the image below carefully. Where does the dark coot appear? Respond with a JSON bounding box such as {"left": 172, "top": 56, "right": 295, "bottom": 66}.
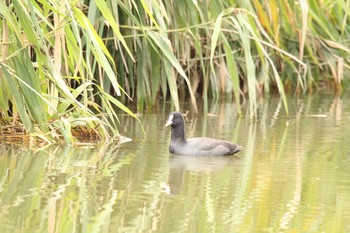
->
{"left": 165, "top": 111, "right": 243, "bottom": 156}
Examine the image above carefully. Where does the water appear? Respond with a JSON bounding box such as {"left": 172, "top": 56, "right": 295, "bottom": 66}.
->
{"left": 1, "top": 93, "right": 350, "bottom": 233}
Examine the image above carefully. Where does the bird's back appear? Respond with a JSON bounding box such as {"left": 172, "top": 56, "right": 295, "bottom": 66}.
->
{"left": 170, "top": 137, "right": 241, "bottom": 156}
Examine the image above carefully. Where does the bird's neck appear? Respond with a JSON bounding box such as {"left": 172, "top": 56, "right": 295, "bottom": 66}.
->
{"left": 171, "top": 124, "right": 186, "bottom": 143}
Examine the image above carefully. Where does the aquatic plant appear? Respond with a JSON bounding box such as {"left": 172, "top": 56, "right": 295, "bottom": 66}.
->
{"left": 0, "top": 0, "right": 349, "bottom": 143}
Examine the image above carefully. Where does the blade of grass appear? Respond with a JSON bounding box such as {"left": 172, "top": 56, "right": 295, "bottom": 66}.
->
{"left": 147, "top": 31, "right": 197, "bottom": 112}
{"left": 103, "top": 92, "right": 145, "bottom": 135}
{"left": 232, "top": 15, "right": 257, "bottom": 118}
{"left": 94, "top": 0, "right": 135, "bottom": 62}
{"left": 223, "top": 38, "right": 242, "bottom": 115}
{"left": 1, "top": 64, "right": 32, "bottom": 130}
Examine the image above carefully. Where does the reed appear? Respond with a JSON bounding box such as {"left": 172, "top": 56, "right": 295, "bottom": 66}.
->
{"left": 0, "top": 0, "right": 349, "bottom": 143}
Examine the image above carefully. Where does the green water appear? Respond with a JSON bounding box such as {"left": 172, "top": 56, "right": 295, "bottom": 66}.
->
{"left": 1, "top": 93, "right": 350, "bottom": 233}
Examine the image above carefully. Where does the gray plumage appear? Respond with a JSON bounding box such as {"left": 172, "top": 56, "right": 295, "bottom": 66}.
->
{"left": 165, "top": 112, "right": 242, "bottom": 156}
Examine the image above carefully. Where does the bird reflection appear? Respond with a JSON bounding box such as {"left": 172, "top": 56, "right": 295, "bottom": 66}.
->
{"left": 167, "top": 155, "right": 239, "bottom": 195}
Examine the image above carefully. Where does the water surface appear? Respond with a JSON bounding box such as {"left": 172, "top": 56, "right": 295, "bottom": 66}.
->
{"left": 1, "top": 93, "right": 350, "bottom": 232}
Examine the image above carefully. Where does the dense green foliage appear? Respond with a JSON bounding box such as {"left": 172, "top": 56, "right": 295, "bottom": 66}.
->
{"left": 0, "top": 0, "right": 349, "bottom": 143}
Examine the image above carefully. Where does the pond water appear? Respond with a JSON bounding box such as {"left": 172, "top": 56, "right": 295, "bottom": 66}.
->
{"left": 1, "top": 93, "right": 350, "bottom": 233}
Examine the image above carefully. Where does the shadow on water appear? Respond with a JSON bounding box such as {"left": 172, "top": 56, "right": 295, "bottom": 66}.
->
{"left": 1, "top": 93, "right": 350, "bottom": 232}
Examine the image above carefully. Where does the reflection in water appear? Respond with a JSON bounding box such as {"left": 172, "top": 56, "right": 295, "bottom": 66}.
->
{"left": 1, "top": 93, "right": 350, "bottom": 232}
{"left": 168, "top": 155, "right": 240, "bottom": 195}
